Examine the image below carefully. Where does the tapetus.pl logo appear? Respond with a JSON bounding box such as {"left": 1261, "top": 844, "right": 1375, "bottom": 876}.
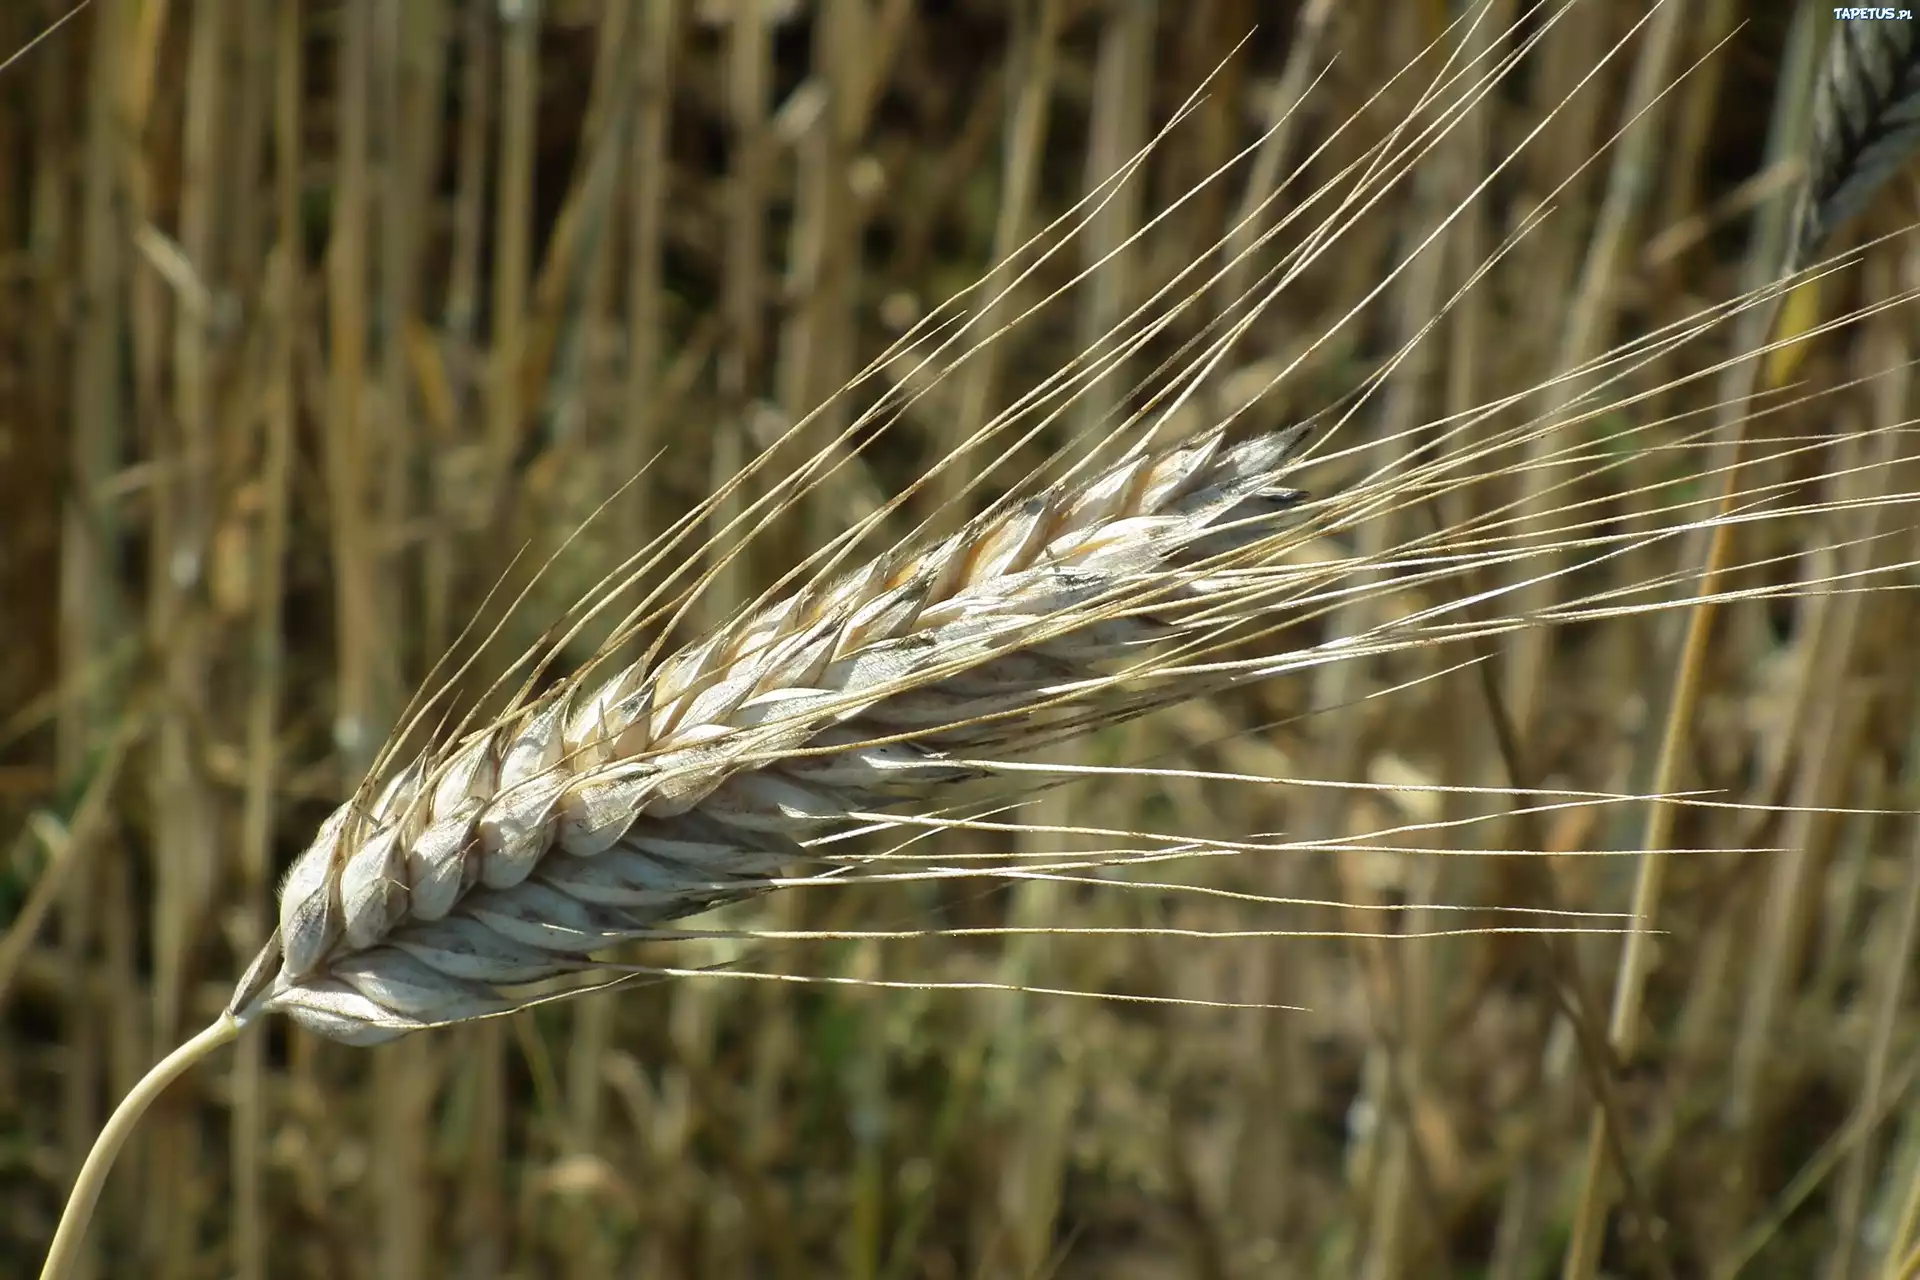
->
{"left": 1835, "top": 6, "right": 1913, "bottom": 16}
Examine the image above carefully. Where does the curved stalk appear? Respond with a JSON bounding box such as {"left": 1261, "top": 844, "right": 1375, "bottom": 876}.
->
{"left": 40, "top": 1014, "right": 246, "bottom": 1280}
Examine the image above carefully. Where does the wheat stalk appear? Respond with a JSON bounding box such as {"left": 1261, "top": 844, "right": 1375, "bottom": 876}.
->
{"left": 1563, "top": 10, "right": 1920, "bottom": 1270}
{"left": 32, "top": 2, "right": 1920, "bottom": 1275}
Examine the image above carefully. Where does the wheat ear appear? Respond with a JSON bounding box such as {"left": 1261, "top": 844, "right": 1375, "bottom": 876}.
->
{"left": 1792, "top": 14, "right": 1920, "bottom": 267}
{"left": 37, "top": 421, "right": 1310, "bottom": 1275}
{"left": 246, "top": 423, "right": 1312, "bottom": 1041}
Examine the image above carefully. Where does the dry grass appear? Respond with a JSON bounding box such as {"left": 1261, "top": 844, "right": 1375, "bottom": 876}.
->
{"left": 7, "top": 2, "right": 1920, "bottom": 1277}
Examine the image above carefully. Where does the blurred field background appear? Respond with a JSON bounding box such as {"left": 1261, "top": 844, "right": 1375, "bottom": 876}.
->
{"left": 6, "top": 0, "right": 1920, "bottom": 1276}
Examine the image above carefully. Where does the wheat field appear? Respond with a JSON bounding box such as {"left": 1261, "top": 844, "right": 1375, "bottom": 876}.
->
{"left": 5, "top": 1, "right": 1920, "bottom": 1277}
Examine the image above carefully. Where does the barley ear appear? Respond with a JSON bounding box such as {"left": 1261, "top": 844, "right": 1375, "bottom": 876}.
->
{"left": 38, "top": 1014, "right": 246, "bottom": 1280}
